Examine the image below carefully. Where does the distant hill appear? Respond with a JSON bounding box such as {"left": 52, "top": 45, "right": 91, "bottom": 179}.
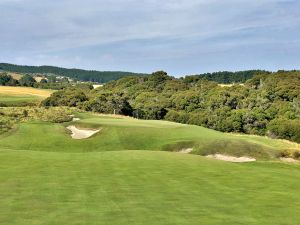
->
{"left": 0, "top": 63, "right": 148, "bottom": 83}
{"left": 1, "top": 63, "right": 277, "bottom": 84}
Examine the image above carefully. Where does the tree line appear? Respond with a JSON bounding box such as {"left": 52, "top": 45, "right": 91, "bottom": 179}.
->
{"left": 0, "top": 63, "right": 276, "bottom": 84}
{"left": 0, "top": 63, "right": 147, "bottom": 83}
{"left": 42, "top": 70, "right": 300, "bottom": 143}
{"left": 184, "top": 70, "right": 271, "bottom": 84}
{"left": 0, "top": 72, "right": 75, "bottom": 90}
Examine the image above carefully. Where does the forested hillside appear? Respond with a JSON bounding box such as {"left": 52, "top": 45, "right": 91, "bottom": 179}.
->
{"left": 1, "top": 63, "right": 275, "bottom": 84}
{"left": 42, "top": 70, "right": 300, "bottom": 143}
{"left": 185, "top": 70, "right": 270, "bottom": 84}
{"left": 0, "top": 63, "right": 147, "bottom": 83}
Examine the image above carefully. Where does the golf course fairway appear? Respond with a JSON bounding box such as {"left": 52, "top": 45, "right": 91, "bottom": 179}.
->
{"left": 0, "top": 113, "right": 299, "bottom": 225}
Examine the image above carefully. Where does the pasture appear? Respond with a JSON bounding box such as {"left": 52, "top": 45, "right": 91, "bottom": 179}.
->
{"left": 0, "top": 86, "right": 53, "bottom": 106}
{"left": 0, "top": 113, "right": 299, "bottom": 225}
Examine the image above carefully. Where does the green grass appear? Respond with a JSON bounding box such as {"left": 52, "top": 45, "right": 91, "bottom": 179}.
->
{"left": 0, "top": 112, "right": 296, "bottom": 158}
{"left": 0, "top": 86, "right": 53, "bottom": 106}
{"left": 1, "top": 150, "right": 300, "bottom": 225}
{"left": 1, "top": 113, "right": 300, "bottom": 224}
{"left": 0, "top": 94, "right": 42, "bottom": 106}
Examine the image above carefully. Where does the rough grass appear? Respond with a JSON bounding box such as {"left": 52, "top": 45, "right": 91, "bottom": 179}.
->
{"left": 0, "top": 86, "right": 53, "bottom": 106}
{"left": 1, "top": 113, "right": 300, "bottom": 225}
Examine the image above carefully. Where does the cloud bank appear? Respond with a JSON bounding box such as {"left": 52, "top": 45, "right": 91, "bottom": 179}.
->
{"left": 0, "top": 0, "right": 299, "bottom": 75}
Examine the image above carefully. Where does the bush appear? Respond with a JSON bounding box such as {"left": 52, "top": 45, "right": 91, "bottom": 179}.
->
{"left": 42, "top": 88, "right": 88, "bottom": 107}
{"left": 0, "top": 106, "right": 73, "bottom": 129}
{"left": 278, "top": 149, "right": 293, "bottom": 158}
{"left": 293, "top": 151, "right": 300, "bottom": 159}
{"left": 19, "top": 74, "right": 36, "bottom": 87}
{"left": 165, "top": 110, "right": 190, "bottom": 124}
{"left": 267, "top": 119, "right": 300, "bottom": 143}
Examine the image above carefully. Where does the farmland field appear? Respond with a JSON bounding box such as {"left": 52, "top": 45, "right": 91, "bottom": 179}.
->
{"left": 0, "top": 113, "right": 299, "bottom": 225}
{"left": 0, "top": 86, "right": 53, "bottom": 106}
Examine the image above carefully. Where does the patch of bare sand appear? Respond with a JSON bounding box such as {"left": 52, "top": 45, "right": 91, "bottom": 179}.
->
{"left": 206, "top": 154, "right": 256, "bottom": 163}
{"left": 93, "top": 84, "right": 103, "bottom": 89}
{"left": 67, "top": 126, "right": 100, "bottom": 139}
{"left": 280, "top": 157, "right": 299, "bottom": 163}
{"left": 179, "top": 148, "right": 193, "bottom": 153}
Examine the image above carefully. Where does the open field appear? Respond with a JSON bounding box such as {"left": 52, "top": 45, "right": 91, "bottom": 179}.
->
{"left": 0, "top": 113, "right": 299, "bottom": 224}
{"left": 0, "top": 86, "right": 53, "bottom": 106}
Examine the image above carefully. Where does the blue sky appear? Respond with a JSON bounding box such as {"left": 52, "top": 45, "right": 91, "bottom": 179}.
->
{"left": 0, "top": 0, "right": 299, "bottom": 76}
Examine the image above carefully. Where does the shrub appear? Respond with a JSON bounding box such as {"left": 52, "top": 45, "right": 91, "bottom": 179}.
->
{"left": 293, "top": 151, "right": 300, "bottom": 159}
{"left": 278, "top": 149, "right": 293, "bottom": 158}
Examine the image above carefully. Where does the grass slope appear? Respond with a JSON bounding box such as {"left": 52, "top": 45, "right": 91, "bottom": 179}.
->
{"left": 1, "top": 113, "right": 300, "bottom": 224}
{"left": 0, "top": 86, "right": 53, "bottom": 106}
{"left": 0, "top": 113, "right": 297, "bottom": 158}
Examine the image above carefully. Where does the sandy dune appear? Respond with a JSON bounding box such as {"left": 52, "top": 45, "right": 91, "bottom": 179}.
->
{"left": 67, "top": 126, "right": 100, "bottom": 139}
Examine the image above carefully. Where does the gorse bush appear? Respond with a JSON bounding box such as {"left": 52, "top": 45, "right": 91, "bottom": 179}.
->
{"left": 293, "top": 151, "right": 300, "bottom": 159}
{"left": 279, "top": 149, "right": 300, "bottom": 160}
{"left": 0, "top": 107, "right": 73, "bottom": 133}
{"left": 267, "top": 119, "right": 300, "bottom": 143}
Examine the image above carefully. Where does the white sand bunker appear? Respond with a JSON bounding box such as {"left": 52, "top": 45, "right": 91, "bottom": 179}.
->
{"left": 67, "top": 126, "right": 100, "bottom": 139}
{"left": 179, "top": 148, "right": 193, "bottom": 154}
{"left": 280, "top": 157, "right": 299, "bottom": 163}
{"left": 206, "top": 154, "right": 256, "bottom": 163}
{"left": 69, "top": 115, "right": 80, "bottom": 121}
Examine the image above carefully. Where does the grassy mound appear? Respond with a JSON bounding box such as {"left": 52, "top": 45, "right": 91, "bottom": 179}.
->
{"left": 0, "top": 112, "right": 297, "bottom": 159}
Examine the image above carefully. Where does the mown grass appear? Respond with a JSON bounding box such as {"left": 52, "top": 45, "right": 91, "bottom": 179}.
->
{"left": 0, "top": 150, "right": 299, "bottom": 225}
{"left": 0, "top": 112, "right": 296, "bottom": 159}
{"left": 1, "top": 113, "right": 300, "bottom": 224}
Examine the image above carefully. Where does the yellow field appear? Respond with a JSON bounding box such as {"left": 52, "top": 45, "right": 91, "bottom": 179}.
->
{"left": 0, "top": 86, "right": 53, "bottom": 97}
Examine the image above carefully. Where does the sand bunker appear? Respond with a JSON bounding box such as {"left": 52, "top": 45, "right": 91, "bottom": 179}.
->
{"left": 72, "top": 117, "right": 80, "bottom": 121}
{"left": 206, "top": 154, "right": 256, "bottom": 163}
{"left": 280, "top": 157, "right": 299, "bottom": 163}
{"left": 179, "top": 148, "right": 193, "bottom": 154}
{"left": 67, "top": 126, "right": 100, "bottom": 139}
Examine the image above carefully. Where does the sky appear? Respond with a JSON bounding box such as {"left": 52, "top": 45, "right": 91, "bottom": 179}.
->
{"left": 0, "top": 0, "right": 300, "bottom": 76}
